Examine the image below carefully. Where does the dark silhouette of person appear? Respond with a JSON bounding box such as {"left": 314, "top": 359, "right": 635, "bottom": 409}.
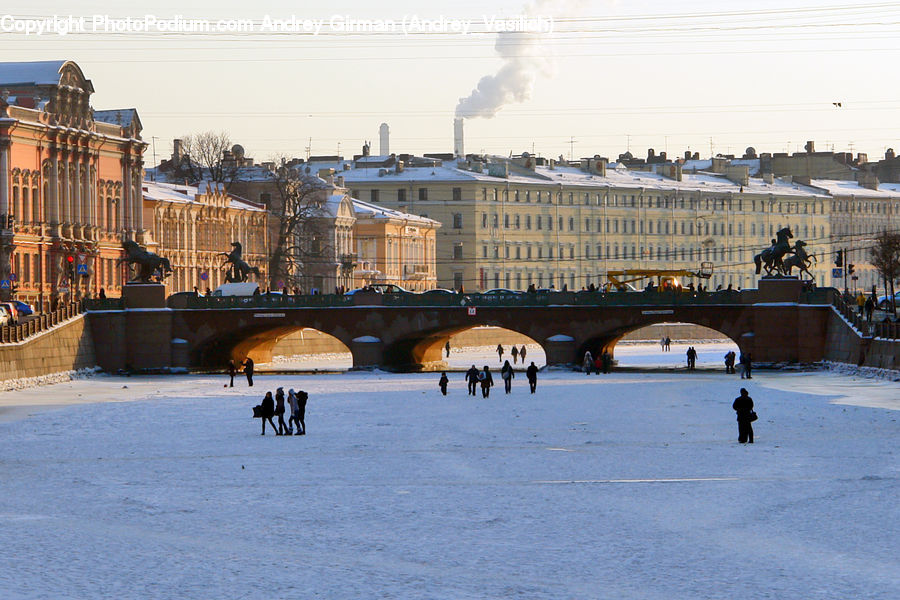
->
{"left": 496, "top": 344, "right": 504, "bottom": 363}
{"left": 501, "top": 360, "right": 514, "bottom": 393}
{"left": 259, "top": 391, "right": 276, "bottom": 435}
{"left": 465, "top": 364, "right": 479, "bottom": 396}
{"left": 287, "top": 389, "right": 301, "bottom": 434}
{"left": 732, "top": 388, "right": 755, "bottom": 443}
{"left": 602, "top": 352, "right": 612, "bottom": 373}
{"left": 724, "top": 351, "right": 736, "bottom": 374}
{"left": 511, "top": 346, "right": 519, "bottom": 364}
{"left": 242, "top": 357, "right": 254, "bottom": 386}
{"left": 98, "top": 288, "right": 106, "bottom": 299}
{"left": 686, "top": 346, "right": 697, "bottom": 370}
{"left": 227, "top": 360, "right": 236, "bottom": 387}
{"left": 526, "top": 362, "right": 538, "bottom": 393}
{"left": 439, "top": 372, "right": 449, "bottom": 396}
{"left": 520, "top": 345, "right": 527, "bottom": 362}
{"left": 479, "top": 365, "right": 494, "bottom": 398}
{"left": 739, "top": 352, "right": 752, "bottom": 379}
{"left": 296, "top": 390, "right": 307, "bottom": 435}
{"left": 445, "top": 340, "right": 451, "bottom": 358}
{"left": 274, "top": 387, "right": 287, "bottom": 435}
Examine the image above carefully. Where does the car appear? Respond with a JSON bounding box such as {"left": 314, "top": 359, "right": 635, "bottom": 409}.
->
{"left": 481, "top": 288, "right": 522, "bottom": 296}
{"left": 877, "top": 291, "right": 900, "bottom": 310}
{"left": 212, "top": 282, "right": 259, "bottom": 297}
{"left": 12, "top": 300, "right": 34, "bottom": 316}
{"left": 0, "top": 304, "right": 11, "bottom": 326}
{"left": 419, "top": 288, "right": 457, "bottom": 296}
{"left": 345, "top": 284, "right": 410, "bottom": 295}
{"left": 0, "top": 301, "right": 18, "bottom": 324}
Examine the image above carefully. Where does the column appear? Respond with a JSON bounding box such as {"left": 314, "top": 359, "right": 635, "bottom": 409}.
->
{"left": 62, "top": 151, "right": 71, "bottom": 224}
{"left": 72, "top": 151, "right": 82, "bottom": 225}
{"left": 0, "top": 138, "right": 8, "bottom": 219}
{"left": 122, "top": 155, "right": 131, "bottom": 233}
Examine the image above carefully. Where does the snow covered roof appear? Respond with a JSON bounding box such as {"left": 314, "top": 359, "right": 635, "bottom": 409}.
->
{"left": 318, "top": 158, "right": 826, "bottom": 198}
{"left": 142, "top": 180, "right": 265, "bottom": 212}
{"left": 0, "top": 60, "right": 68, "bottom": 86}
{"left": 809, "top": 179, "right": 900, "bottom": 199}
{"left": 94, "top": 109, "right": 140, "bottom": 128}
{"left": 351, "top": 198, "right": 441, "bottom": 227}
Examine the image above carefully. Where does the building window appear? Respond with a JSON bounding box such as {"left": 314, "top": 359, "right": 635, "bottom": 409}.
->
{"left": 453, "top": 213, "right": 463, "bottom": 229}
{"left": 505, "top": 246, "right": 510, "bottom": 259}
{"left": 398, "top": 188, "right": 407, "bottom": 202}
{"left": 492, "top": 214, "right": 499, "bottom": 228}
{"left": 504, "top": 214, "right": 510, "bottom": 228}
{"left": 585, "top": 218, "right": 590, "bottom": 232}
{"left": 482, "top": 246, "right": 488, "bottom": 258}
{"left": 536, "top": 216, "right": 542, "bottom": 230}
{"left": 515, "top": 215, "right": 520, "bottom": 229}
{"left": 515, "top": 246, "right": 521, "bottom": 259}
{"left": 453, "top": 244, "right": 463, "bottom": 260}
{"left": 454, "top": 272, "right": 463, "bottom": 290}
{"left": 527, "top": 246, "right": 532, "bottom": 259}
{"left": 417, "top": 188, "right": 428, "bottom": 201}
{"left": 568, "top": 217, "right": 574, "bottom": 231}
{"left": 482, "top": 213, "right": 488, "bottom": 228}
{"left": 514, "top": 190, "right": 520, "bottom": 202}
{"left": 370, "top": 189, "right": 379, "bottom": 203}
{"left": 526, "top": 215, "right": 532, "bottom": 229}
{"left": 526, "top": 191, "right": 531, "bottom": 202}
{"left": 452, "top": 187, "right": 462, "bottom": 201}
{"left": 493, "top": 246, "right": 499, "bottom": 259}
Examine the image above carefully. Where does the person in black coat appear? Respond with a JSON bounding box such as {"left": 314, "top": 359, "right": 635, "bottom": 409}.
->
{"left": 242, "top": 357, "right": 255, "bottom": 386}
{"left": 500, "top": 360, "right": 514, "bottom": 393}
{"left": 732, "top": 387, "right": 755, "bottom": 443}
{"left": 479, "top": 365, "right": 494, "bottom": 398}
{"left": 296, "top": 390, "right": 307, "bottom": 435}
{"left": 227, "top": 360, "right": 237, "bottom": 387}
{"left": 259, "top": 391, "right": 276, "bottom": 435}
{"left": 465, "top": 365, "right": 479, "bottom": 396}
{"left": 739, "top": 352, "right": 752, "bottom": 379}
{"left": 526, "top": 362, "right": 538, "bottom": 394}
{"left": 274, "top": 387, "right": 287, "bottom": 435}
{"left": 439, "top": 372, "right": 449, "bottom": 396}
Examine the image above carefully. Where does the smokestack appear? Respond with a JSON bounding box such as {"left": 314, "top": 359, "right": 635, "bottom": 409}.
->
{"left": 454, "top": 118, "right": 465, "bottom": 158}
{"left": 173, "top": 138, "right": 183, "bottom": 161}
{"left": 379, "top": 123, "right": 390, "bottom": 156}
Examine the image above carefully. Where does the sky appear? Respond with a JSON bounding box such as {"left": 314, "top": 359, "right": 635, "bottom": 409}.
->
{"left": 2, "top": 0, "right": 900, "bottom": 166}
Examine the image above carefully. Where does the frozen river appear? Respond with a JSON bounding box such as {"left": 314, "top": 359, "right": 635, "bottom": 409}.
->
{"left": 0, "top": 346, "right": 898, "bottom": 599}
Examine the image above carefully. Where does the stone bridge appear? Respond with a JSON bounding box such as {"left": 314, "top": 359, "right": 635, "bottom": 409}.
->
{"left": 86, "top": 279, "right": 837, "bottom": 372}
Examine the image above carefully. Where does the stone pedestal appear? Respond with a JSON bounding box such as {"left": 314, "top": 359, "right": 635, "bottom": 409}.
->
{"left": 757, "top": 278, "right": 802, "bottom": 303}
{"left": 123, "top": 283, "right": 167, "bottom": 308}
{"left": 544, "top": 334, "right": 576, "bottom": 366}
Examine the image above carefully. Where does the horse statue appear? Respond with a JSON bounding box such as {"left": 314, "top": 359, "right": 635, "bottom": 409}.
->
{"left": 118, "top": 240, "right": 172, "bottom": 283}
{"left": 783, "top": 240, "right": 816, "bottom": 280}
{"left": 219, "top": 241, "right": 261, "bottom": 283}
{"left": 754, "top": 226, "right": 794, "bottom": 276}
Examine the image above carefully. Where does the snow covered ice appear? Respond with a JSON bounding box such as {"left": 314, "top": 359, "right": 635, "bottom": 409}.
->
{"left": 0, "top": 345, "right": 898, "bottom": 599}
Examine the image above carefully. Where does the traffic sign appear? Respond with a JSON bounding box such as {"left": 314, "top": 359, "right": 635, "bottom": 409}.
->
{"left": 0, "top": 280, "right": 9, "bottom": 289}
{"left": 78, "top": 253, "right": 86, "bottom": 263}
{"left": 467, "top": 307, "right": 477, "bottom": 316}
{"left": 832, "top": 268, "right": 843, "bottom": 278}
{"left": 8, "top": 273, "right": 16, "bottom": 281}
{"left": 58, "top": 287, "right": 69, "bottom": 293}
{"left": 200, "top": 272, "right": 208, "bottom": 281}
{"left": 76, "top": 264, "right": 89, "bottom": 275}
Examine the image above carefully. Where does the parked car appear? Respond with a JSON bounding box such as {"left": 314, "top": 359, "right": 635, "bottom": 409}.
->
{"left": 877, "top": 291, "right": 900, "bottom": 310}
{"left": 345, "top": 284, "right": 410, "bottom": 295}
{"left": 0, "top": 305, "right": 12, "bottom": 326}
{"left": 212, "top": 282, "right": 259, "bottom": 297}
{"left": 419, "top": 288, "right": 457, "bottom": 296}
{"left": 0, "top": 302, "right": 18, "bottom": 324}
{"left": 481, "top": 288, "right": 523, "bottom": 296}
{"left": 12, "top": 300, "right": 34, "bottom": 316}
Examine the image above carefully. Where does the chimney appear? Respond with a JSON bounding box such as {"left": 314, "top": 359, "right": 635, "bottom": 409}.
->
{"left": 173, "top": 138, "right": 183, "bottom": 161}
{"left": 453, "top": 118, "right": 465, "bottom": 158}
{"left": 858, "top": 171, "right": 879, "bottom": 190}
{"left": 805, "top": 140, "right": 815, "bottom": 153}
{"left": 379, "top": 123, "right": 390, "bottom": 156}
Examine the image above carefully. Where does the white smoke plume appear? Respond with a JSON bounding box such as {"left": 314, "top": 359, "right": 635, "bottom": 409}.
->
{"left": 455, "top": 0, "right": 582, "bottom": 119}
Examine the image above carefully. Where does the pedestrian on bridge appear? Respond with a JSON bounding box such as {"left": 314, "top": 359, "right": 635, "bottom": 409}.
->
{"left": 479, "top": 366, "right": 494, "bottom": 398}
{"left": 496, "top": 344, "right": 504, "bottom": 363}
{"left": 439, "top": 372, "right": 449, "bottom": 396}
{"left": 526, "top": 362, "right": 538, "bottom": 393}
{"left": 501, "top": 360, "right": 515, "bottom": 393}
{"left": 242, "top": 357, "right": 255, "bottom": 387}
{"left": 465, "top": 365, "right": 479, "bottom": 396}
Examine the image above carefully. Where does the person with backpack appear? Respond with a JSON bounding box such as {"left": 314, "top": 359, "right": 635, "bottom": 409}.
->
{"left": 274, "top": 387, "right": 288, "bottom": 435}
{"left": 257, "top": 391, "right": 276, "bottom": 435}
{"left": 732, "top": 387, "right": 756, "bottom": 443}
{"left": 526, "top": 362, "right": 538, "bottom": 393}
{"left": 479, "top": 365, "right": 494, "bottom": 398}
{"left": 439, "top": 372, "right": 449, "bottom": 396}
{"left": 500, "top": 360, "right": 515, "bottom": 394}
{"left": 465, "top": 365, "right": 479, "bottom": 396}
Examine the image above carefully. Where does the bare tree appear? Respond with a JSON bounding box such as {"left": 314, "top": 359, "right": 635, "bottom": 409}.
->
{"left": 868, "top": 230, "right": 900, "bottom": 314}
{"left": 179, "top": 131, "right": 235, "bottom": 184}
{"left": 266, "top": 163, "right": 333, "bottom": 291}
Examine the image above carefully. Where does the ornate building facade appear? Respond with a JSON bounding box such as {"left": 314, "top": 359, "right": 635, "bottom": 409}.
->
{"left": 142, "top": 181, "right": 268, "bottom": 294}
{"left": 0, "top": 60, "right": 145, "bottom": 309}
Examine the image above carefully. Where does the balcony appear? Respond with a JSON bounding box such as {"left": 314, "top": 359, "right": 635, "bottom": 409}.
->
{"left": 403, "top": 264, "right": 430, "bottom": 279}
{"left": 340, "top": 253, "right": 358, "bottom": 270}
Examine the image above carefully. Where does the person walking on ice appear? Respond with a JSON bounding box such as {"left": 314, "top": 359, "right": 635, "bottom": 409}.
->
{"left": 445, "top": 340, "right": 451, "bottom": 358}
{"left": 501, "top": 360, "right": 514, "bottom": 394}
{"left": 732, "top": 387, "right": 756, "bottom": 443}
{"left": 242, "top": 357, "right": 254, "bottom": 387}
{"left": 258, "top": 391, "right": 276, "bottom": 435}
{"left": 465, "top": 364, "right": 479, "bottom": 396}
{"left": 496, "top": 344, "right": 504, "bottom": 363}
{"left": 511, "top": 345, "right": 519, "bottom": 364}
{"left": 439, "top": 372, "right": 449, "bottom": 396}
{"left": 526, "top": 361, "right": 538, "bottom": 393}
{"left": 479, "top": 365, "right": 494, "bottom": 398}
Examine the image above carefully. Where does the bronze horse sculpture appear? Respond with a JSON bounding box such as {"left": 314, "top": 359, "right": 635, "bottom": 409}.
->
{"left": 754, "top": 226, "right": 794, "bottom": 276}
{"left": 118, "top": 240, "right": 173, "bottom": 283}
{"left": 220, "top": 242, "right": 261, "bottom": 283}
{"left": 782, "top": 240, "right": 817, "bottom": 280}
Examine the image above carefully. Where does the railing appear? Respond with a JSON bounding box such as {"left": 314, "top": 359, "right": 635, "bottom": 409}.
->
{"left": 83, "top": 298, "right": 125, "bottom": 311}
{"left": 0, "top": 302, "right": 83, "bottom": 344}
{"left": 184, "top": 294, "right": 354, "bottom": 309}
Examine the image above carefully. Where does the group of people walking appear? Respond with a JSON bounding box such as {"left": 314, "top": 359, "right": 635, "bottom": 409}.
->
{"left": 253, "top": 387, "right": 307, "bottom": 436}
{"left": 581, "top": 351, "right": 614, "bottom": 374}
{"left": 458, "top": 362, "right": 540, "bottom": 397}
{"left": 496, "top": 344, "right": 528, "bottom": 364}
{"left": 659, "top": 336, "right": 672, "bottom": 351}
